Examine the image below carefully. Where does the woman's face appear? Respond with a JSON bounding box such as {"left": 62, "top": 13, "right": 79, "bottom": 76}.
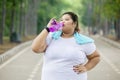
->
{"left": 60, "top": 14, "right": 76, "bottom": 33}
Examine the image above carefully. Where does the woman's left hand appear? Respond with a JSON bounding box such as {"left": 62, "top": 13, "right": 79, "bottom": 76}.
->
{"left": 73, "top": 64, "right": 87, "bottom": 74}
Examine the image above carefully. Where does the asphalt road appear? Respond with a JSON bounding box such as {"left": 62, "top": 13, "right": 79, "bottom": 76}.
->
{"left": 0, "top": 47, "right": 43, "bottom": 80}
{"left": 0, "top": 35, "right": 120, "bottom": 80}
{"left": 88, "top": 36, "right": 120, "bottom": 80}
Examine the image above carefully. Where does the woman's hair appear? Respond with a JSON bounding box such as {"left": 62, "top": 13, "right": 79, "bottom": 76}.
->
{"left": 62, "top": 12, "right": 79, "bottom": 32}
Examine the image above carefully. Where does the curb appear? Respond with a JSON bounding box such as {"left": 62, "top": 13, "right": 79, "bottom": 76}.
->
{"left": 100, "top": 36, "right": 120, "bottom": 49}
{"left": 0, "top": 40, "right": 32, "bottom": 64}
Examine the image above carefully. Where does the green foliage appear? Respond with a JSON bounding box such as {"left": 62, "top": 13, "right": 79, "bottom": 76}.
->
{"left": 37, "top": 0, "right": 71, "bottom": 33}
{"left": 37, "top": 0, "right": 83, "bottom": 33}
{"left": 102, "top": 0, "right": 120, "bottom": 20}
{"left": 0, "top": 0, "right": 24, "bottom": 36}
{"left": 80, "top": 0, "right": 120, "bottom": 26}
{"left": 4, "top": 25, "right": 10, "bottom": 36}
{"left": 1, "top": 0, "right": 120, "bottom": 36}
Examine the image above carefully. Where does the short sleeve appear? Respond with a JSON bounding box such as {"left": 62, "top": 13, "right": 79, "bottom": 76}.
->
{"left": 82, "top": 42, "right": 96, "bottom": 55}
{"left": 46, "top": 32, "right": 53, "bottom": 45}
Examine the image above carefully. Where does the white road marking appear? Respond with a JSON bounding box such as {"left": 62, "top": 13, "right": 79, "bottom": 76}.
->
{"left": 100, "top": 51, "right": 120, "bottom": 74}
{"left": 27, "top": 58, "right": 43, "bottom": 80}
{"left": 27, "top": 79, "right": 32, "bottom": 80}
{"left": 0, "top": 47, "right": 29, "bottom": 69}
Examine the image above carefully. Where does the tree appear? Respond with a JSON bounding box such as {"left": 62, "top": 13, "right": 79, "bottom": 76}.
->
{"left": 0, "top": 0, "right": 6, "bottom": 44}
{"left": 37, "top": 0, "right": 73, "bottom": 33}
{"left": 102, "top": 0, "right": 120, "bottom": 39}
{"left": 24, "top": 0, "right": 39, "bottom": 36}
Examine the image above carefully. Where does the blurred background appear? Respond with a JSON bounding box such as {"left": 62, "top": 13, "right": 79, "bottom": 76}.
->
{"left": 0, "top": 0, "right": 120, "bottom": 80}
{"left": 0, "top": 0, "right": 120, "bottom": 54}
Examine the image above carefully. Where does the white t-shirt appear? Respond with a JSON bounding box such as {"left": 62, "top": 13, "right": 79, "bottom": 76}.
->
{"left": 41, "top": 32, "right": 96, "bottom": 80}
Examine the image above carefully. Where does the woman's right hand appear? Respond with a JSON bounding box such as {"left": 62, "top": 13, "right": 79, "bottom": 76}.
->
{"left": 47, "top": 18, "right": 56, "bottom": 28}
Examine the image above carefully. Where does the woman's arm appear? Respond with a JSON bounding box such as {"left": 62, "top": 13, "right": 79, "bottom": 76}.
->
{"left": 73, "top": 50, "right": 100, "bottom": 74}
{"left": 31, "top": 18, "right": 54, "bottom": 53}
{"left": 31, "top": 29, "right": 48, "bottom": 53}
{"left": 85, "top": 50, "right": 100, "bottom": 71}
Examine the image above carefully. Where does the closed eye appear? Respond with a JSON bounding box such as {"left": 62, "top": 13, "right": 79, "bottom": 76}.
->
{"left": 65, "top": 19, "right": 69, "bottom": 21}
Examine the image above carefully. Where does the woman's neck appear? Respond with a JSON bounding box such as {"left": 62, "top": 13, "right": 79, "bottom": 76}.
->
{"left": 61, "top": 32, "right": 74, "bottom": 38}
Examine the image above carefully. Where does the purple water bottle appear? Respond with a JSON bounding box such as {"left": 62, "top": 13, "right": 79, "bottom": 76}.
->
{"left": 49, "top": 20, "right": 64, "bottom": 32}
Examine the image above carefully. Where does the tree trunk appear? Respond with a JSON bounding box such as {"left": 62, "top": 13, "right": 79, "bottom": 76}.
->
{"left": 0, "top": 0, "right": 6, "bottom": 44}
{"left": 25, "top": 0, "right": 39, "bottom": 36}
{"left": 114, "top": 19, "right": 120, "bottom": 40}
{"left": 15, "top": 0, "right": 25, "bottom": 42}
{"left": 10, "top": 0, "right": 15, "bottom": 34}
{"left": 102, "top": 19, "right": 109, "bottom": 36}
{"left": 19, "top": 0, "right": 23, "bottom": 39}
{"left": 10, "top": 0, "right": 16, "bottom": 42}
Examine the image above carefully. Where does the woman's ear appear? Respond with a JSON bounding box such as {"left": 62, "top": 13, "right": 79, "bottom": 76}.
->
{"left": 77, "top": 27, "right": 80, "bottom": 33}
{"left": 73, "top": 22, "right": 77, "bottom": 28}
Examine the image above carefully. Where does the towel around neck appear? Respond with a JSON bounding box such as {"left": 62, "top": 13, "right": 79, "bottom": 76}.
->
{"left": 52, "top": 31, "right": 94, "bottom": 45}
